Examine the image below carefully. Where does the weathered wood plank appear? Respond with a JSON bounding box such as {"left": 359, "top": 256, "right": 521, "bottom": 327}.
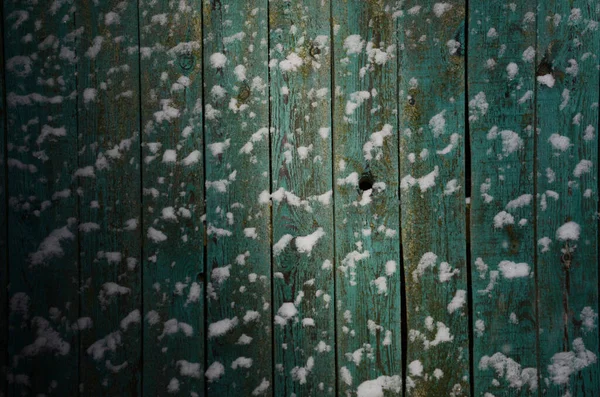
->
{"left": 269, "top": 1, "right": 335, "bottom": 394}
{"left": 397, "top": 1, "right": 470, "bottom": 394}
{"left": 468, "top": 2, "right": 539, "bottom": 395}
{"left": 203, "top": 0, "right": 272, "bottom": 395}
{"left": 4, "top": 1, "right": 80, "bottom": 395}
{"left": 0, "top": 14, "right": 7, "bottom": 397}
{"left": 536, "top": 1, "right": 600, "bottom": 395}
{"left": 332, "top": 1, "right": 402, "bottom": 395}
{"left": 76, "top": 1, "right": 142, "bottom": 394}
{"left": 139, "top": 1, "right": 205, "bottom": 395}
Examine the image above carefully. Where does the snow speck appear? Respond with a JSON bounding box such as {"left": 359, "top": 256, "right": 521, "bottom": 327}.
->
{"left": 548, "top": 338, "right": 596, "bottom": 386}
{"left": 167, "top": 378, "right": 180, "bottom": 393}
{"left": 498, "top": 261, "right": 530, "bottom": 278}
{"left": 538, "top": 237, "right": 552, "bottom": 253}
{"left": 433, "top": 3, "right": 453, "bottom": 17}
{"left": 234, "top": 64, "right": 246, "bottom": 81}
{"left": 506, "top": 62, "right": 518, "bottom": 79}
{"left": 537, "top": 74, "right": 555, "bottom": 87}
{"left": 385, "top": 261, "right": 397, "bottom": 276}
{"left": 252, "top": 378, "right": 270, "bottom": 395}
{"left": 479, "top": 353, "right": 537, "bottom": 390}
{"left": 573, "top": 159, "right": 592, "bottom": 177}
{"left": 475, "top": 319, "right": 485, "bottom": 337}
{"left": 147, "top": 227, "right": 167, "bottom": 243}
{"left": 469, "top": 92, "right": 489, "bottom": 121}
{"left": 429, "top": 111, "right": 446, "bottom": 137}
{"left": 205, "top": 361, "right": 225, "bottom": 382}
{"left": 279, "top": 52, "right": 303, "bottom": 72}
{"left": 295, "top": 228, "right": 325, "bottom": 255}
{"left": 556, "top": 221, "right": 580, "bottom": 241}
{"left": 210, "top": 53, "right": 227, "bottom": 69}
{"left": 273, "top": 234, "right": 293, "bottom": 256}
{"left": 505, "top": 194, "right": 532, "bottom": 210}
{"left": 162, "top": 149, "right": 177, "bottom": 163}
{"left": 343, "top": 34, "right": 364, "bottom": 55}
{"left": 447, "top": 290, "right": 467, "bottom": 314}
{"left": 231, "top": 357, "right": 253, "bottom": 369}
{"left": 208, "top": 317, "right": 239, "bottom": 338}
{"left": 409, "top": 360, "right": 423, "bottom": 377}
{"left": 275, "top": 303, "right": 297, "bottom": 326}
{"left": 356, "top": 376, "right": 402, "bottom": 397}
{"left": 548, "top": 133, "right": 571, "bottom": 151}
{"left": 372, "top": 277, "right": 388, "bottom": 295}
{"left": 337, "top": 172, "right": 359, "bottom": 187}
{"left": 493, "top": 211, "right": 514, "bottom": 228}
{"left": 581, "top": 307, "right": 598, "bottom": 333}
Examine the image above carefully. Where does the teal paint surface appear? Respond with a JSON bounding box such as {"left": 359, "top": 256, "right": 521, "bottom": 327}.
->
{"left": 332, "top": 1, "right": 402, "bottom": 395}
{"left": 4, "top": 1, "right": 80, "bottom": 395}
{"left": 140, "top": 1, "right": 205, "bottom": 395}
{"left": 0, "top": 1, "right": 598, "bottom": 396}
{"left": 536, "top": 1, "right": 600, "bottom": 395}
{"left": 203, "top": 0, "right": 272, "bottom": 395}
{"left": 397, "top": 1, "right": 470, "bottom": 395}
{"left": 269, "top": 0, "right": 336, "bottom": 394}
{"left": 468, "top": 1, "right": 538, "bottom": 395}
{"left": 76, "top": 1, "right": 142, "bottom": 395}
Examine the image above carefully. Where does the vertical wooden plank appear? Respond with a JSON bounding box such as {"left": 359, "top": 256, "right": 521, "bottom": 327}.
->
{"left": 0, "top": 13, "right": 7, "bottom": 397}
{"left": 77, "top": 1, "right": 142, "bottom": 394}
{"left": 332, "top": 1, "right": 402, "bottom": 395}
{"left": 269, "top": 1, "right": 335, "bottom": 395}
{"left": 203, "top": 0, "right": 271, "bottom": 395}
{"left": 468, "top": 2, "right": 539, "bottom": 395}
{"left": 536, "top": 0, "right": 600, "bottom": 395}
{"left": 139, "top": 1, "right": 204, "bottom": 395}
{"left": 397, "top": 1, "right": 469, "bottom": 394}
{"left": 4, "top": 1, "right": 79, "bottom": 395}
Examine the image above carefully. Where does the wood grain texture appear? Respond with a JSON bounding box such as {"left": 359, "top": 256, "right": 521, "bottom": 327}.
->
{"left": 4, "top": 1, "right": 80, "bottom": 395}
{"left": 269, "top": 0, "right": 335, "bottom": 394}
{"left": 397, "top": 1, "right": 469, "bottom": 395}
{"left": 468, "top": 1, "right": 538, "bottom": 395}
{"left": 536, "top": 0, "right": 600, "bottom": 395}
{"left": 139, "top": 1, "right": 205, "bottom": 395}
{"left": 76, "top": 1, "right": 142, "bottom": 394}
{"left": 332, "top": 1, "right": 402, "bottom": 395}
{"left": 203, "top": 0, "right": 272, "bottom": 395}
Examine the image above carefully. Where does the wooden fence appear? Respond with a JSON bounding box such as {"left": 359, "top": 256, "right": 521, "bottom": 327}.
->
{"left": 1, "top": 0, "right": 599, "bottom": 396}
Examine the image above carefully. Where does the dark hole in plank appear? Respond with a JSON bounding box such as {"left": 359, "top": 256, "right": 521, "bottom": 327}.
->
{"left": 359, "top": 172, "right": 374, "bottom": 191}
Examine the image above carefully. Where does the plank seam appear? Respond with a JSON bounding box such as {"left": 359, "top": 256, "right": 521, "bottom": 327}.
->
{"left": 267, "top": 0, "right": 276, "bottom": 393}
{"left": 533, "top": 4, "right": 541, "bottom": 393}
{"left": 464, "top": 3, "right": 474, "bottom": 396}
{"left": 328, "top": 3, "right": 339, "bottom": 396}
{"left": 395, "top": 12, "right": 407, "bottom": 397}
{"left": 200, "top": 3, "right": 209, "bottom": 395}
{"left": 596, "top": 5, "right": 600, "bottom": 390}
{"left": 135, "top": 0, "right": 144, "bottom": 392}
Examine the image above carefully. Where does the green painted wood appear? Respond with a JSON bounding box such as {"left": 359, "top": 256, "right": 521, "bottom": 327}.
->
{"left": 332, "top": 1, "right": 402, "bottom": 395}
{"left": 269, "top": 0, "right": 335, "bottom": 394}
{"left": 76, "top": 1, "right": 142, "bottom": 394}
{"left": 0, "top": 14, "right": 7, "bottom": 397}
{"left": 468, "top": 2, "right": 539, "bottom": 396}
{"left": 397, "top": 1, "right": 470, "bottom": 395}
{"left": 4, "top": 1, "right": 80, "bottom": 395}
{"left": 536, "top": 1, "right": 600, "bottom": 395}
{"left": 139, "top": 1, "right": 205, "bottom": 395}
{"left": 203, "top": 0, "right": 272, "bottom": 395}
